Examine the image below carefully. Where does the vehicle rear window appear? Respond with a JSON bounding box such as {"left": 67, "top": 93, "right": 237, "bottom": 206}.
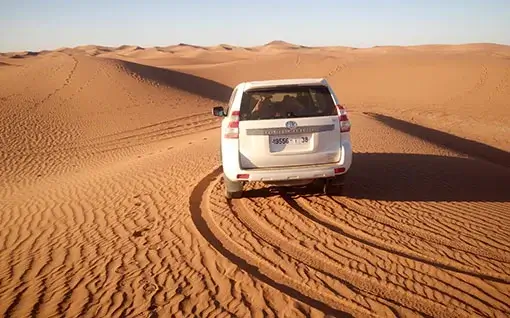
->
{"left": 239, "top": 85, "right": 337, "bottom": 121}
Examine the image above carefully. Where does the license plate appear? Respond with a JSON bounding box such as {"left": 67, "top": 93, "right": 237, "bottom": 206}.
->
{"left": 270, "top": 135, "right": 310, "bottom": 145}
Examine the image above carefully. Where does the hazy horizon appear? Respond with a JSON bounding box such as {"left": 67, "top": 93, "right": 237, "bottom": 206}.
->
{"left": 2, "top": 0, "right": 509, "bottom": 52}
{"left": 3, "top": 40, "right": 510, "bottom": 54}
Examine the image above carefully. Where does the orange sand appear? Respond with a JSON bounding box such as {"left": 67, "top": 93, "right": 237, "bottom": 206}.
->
{"left": 1, "top": 41, "right": 509, "bottom": 317}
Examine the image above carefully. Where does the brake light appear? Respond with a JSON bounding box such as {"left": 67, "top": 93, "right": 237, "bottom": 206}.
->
{"left": 336, "top": 105, "right": 351, "bottom": 132}
{"left": 236, "top": 174, "right": 250, "bottom": 179}
{"left": 224, "top": 111, "right": 240, "bottom": 139}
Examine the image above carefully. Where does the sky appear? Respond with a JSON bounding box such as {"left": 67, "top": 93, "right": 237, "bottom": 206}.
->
{"left": 1, "top": 0, "right": 509, "bottom": 52}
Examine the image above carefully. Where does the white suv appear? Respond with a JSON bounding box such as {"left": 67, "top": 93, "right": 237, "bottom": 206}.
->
{"left": 212, "top": 78, "right": 352, "bottom": 199}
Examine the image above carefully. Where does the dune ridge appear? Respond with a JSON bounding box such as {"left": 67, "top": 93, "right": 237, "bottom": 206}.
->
{"left": 1, "top": 41, "right": 509, "bottom": 317}
{"left": 7, "top": 40, "right": 510, "bottom": 58}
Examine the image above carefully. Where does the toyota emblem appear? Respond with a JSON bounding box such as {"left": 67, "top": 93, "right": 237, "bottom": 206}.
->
{"left": 285, "top": 121, "right": 298, "bottom": 129}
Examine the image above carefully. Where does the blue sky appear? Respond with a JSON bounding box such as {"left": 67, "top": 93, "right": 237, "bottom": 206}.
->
{"left": 1, "top": 0, "right": 509, "bottom": 52}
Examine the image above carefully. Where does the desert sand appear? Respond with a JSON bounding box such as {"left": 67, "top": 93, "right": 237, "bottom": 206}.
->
{"left": 1, "top": 41, "right": 509, "bottom": 317}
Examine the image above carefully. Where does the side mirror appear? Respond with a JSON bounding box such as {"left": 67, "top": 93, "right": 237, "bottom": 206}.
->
{"left": 212, "top": 106, "right": 225, "bottom": 117}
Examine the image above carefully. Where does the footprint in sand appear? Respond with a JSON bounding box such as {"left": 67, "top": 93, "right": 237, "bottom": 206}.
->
{"left": 133, "top": 230, "right": 144, "bottom": 238}
{"left": 143, "top": 283, "right": 157, "bottom": 293}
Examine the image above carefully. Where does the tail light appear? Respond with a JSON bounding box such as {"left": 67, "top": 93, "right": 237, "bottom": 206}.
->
{"left": 224, "top": 110, "right": 240, "bottom": 139}
{"left": 336, "top": 105, "right": 351, "bottom": 132}
{"left": 334, "top": 167, "right": 345, "bottom": 174}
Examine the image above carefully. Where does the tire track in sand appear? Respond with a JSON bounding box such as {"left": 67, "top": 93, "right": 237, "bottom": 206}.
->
{"left": 87, "top": 113, "right": 221, "bottom": 152}
{"left": 247, "top": 184, "right": 509, "bottom": 316}
{"left": 2, "top": 131, "right": 252, "bottom": 317}
{"left": 280, "top": 195, "right": 510, "bottom": 313}
{"left": 306, "top": 195, "right": 510, "bottom": 265}
{"left": 232, "top": 195, "right": 499, "bottom": 317}
{"left": 193, "top": 170, "right": 494, "bottom": 317}
{"left": 359, "top": 200, "right": 510, "bottom": 253}
{"left": 190, "top": 167, "right": 363, "bottom": 317}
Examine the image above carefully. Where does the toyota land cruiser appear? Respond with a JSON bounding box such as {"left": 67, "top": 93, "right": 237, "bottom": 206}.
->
{"left": 212, "top": 78, "right": 352, "bottom": 199}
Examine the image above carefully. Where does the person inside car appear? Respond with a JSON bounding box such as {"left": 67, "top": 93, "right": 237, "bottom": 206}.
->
{"left": 251, "top": 94, "right": 274, "bottom": 119}
{"left": 280, "top": 95, "right": 305, "bottom": 117}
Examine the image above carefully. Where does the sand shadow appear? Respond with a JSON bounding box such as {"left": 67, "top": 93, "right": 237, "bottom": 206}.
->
{"left": 365, "top": 112, "right": 510, "bottom": 169}
{"left": 241, "top": 153, "right": 510, "bottom": 203}
{"left": 239, "top": 113, "right": 509, "bottom": 202}
{"left": 343, "top": 152, "right": 510, "bottom": 202}
{"left": 242, "top": 184, "right": 324, "bottom": 199}
{"left": 117, "top": 59, "right": 232, "bottom": 103}
{"left": 10, "top": 51, "right": 39, "bottom": 59}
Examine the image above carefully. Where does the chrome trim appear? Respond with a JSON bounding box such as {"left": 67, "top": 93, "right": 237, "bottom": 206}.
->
{"left": 246, "top": 124, "right": 335, "bottom": 136}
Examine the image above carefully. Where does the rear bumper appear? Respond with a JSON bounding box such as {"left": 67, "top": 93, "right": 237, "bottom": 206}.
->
{"left": 233, "top": 163, "right": 348, "bottom": 182}
{"left": 223, "top": 141, "right": 352, "bottom": 182}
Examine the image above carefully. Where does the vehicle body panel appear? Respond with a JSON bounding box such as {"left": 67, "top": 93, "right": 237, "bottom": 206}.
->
{"left": 217, "top": 78, "right": 352, "bottom": 185}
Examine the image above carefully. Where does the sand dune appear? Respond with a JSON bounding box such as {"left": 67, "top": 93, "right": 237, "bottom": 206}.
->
{"left": 1, "top": 42, "right": 509, "bottom": 317}
{"left": 251, "top": 40, "right": 311, "bottom": 53}
{"left": 0, "top": 60, "right": 16, "bottom": 67}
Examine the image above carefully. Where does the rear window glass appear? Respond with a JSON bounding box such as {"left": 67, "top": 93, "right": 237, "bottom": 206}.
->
{"left": 239, "top": 85, "right": 337, "bottom": 121}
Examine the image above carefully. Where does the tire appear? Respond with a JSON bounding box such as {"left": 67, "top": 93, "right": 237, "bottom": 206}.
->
{"left": 225, "top": 188, "right": 243, "bottom": 199}
{"left": 223, "top": 174, "right": 243, "bottom": 199}
{"left": 323, "top": 178, "right": 345, "bottom": 196}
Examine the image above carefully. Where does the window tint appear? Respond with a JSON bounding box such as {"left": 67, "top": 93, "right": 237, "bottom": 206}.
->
{"left": 239, "top": 85, "right": 337, "bottom": 121}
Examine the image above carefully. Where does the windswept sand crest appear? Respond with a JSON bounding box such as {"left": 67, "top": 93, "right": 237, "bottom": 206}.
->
{"left": 1, "top": 43, "right": 509, "bottom": 317}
